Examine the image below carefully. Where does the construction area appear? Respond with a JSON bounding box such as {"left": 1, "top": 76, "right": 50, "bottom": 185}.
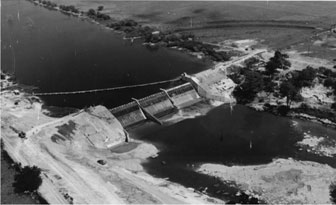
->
{"left": 1, "top": 85, "right": 224, "bottom": 204}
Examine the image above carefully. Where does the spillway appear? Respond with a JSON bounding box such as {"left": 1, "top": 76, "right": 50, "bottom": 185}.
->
{"left": 110, "top": 82, "right": 201, "bottom": 128}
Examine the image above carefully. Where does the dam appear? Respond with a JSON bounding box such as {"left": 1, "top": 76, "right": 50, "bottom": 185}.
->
{"left": 110, "top": 82, "right": 202, "bottom": 128}
{"left": 32, "top": 71, "right": 235, "bottom": 129}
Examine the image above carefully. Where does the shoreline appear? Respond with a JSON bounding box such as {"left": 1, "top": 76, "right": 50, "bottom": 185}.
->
{"left": 248, "top": 104, "right": 336, "bottom": 129}
{"left": 197, "top": 158, "right": 336, "bottom": 204}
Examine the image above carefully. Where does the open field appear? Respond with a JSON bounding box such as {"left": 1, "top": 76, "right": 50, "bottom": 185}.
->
{"left": 48, "top": 1, "right": 336, "bottom": 52}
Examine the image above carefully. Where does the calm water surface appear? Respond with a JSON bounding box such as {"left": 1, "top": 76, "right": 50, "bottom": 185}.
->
{"left": 2, "top": 0, "right": 210, "bottom": 108}
{"left": 130, "top": 105, "right": 336, "bottom": 202}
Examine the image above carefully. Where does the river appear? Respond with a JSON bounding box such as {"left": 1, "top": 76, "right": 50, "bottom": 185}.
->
{"left": 2, "top": 0, "right": 335, "bottom": 204}
{"left": 1, "top": 0, "right": 210, "bottom": 108}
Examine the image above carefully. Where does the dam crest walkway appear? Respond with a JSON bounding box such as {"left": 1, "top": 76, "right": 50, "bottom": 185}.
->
{"left": 32, "top": 78, "right": 180, "bottom": 96}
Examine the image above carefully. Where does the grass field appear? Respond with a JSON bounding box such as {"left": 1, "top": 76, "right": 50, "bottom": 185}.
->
{"left": 49, "top": 1, "right": 336, "bottom": 29}
{"left": 48, "top": 1, "right": 336, "bottom": 56}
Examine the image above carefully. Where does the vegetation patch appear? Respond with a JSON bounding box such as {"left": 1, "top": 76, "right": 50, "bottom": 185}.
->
{"left": 56, "top": 120, "right": 77, "bottom": 141}
{"left": 229, "top": 50, "right": 336, "bottom": 123}
{"left": 51, "top": 134, "right": 66, "bottom": 143}
{"left": 330, "top": 182, "right": 336, "bottom": 204}
{"left": 13, "top": 165, "right": 43, "bottom": 194}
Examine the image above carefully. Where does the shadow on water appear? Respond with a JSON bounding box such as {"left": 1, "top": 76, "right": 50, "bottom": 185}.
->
{"left": 131, "top": 105, "right": 336, "bottom": 202}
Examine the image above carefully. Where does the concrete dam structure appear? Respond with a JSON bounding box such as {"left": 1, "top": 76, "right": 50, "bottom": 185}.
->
{"left": 110, "top": 82, "right": 201, "bottom": 128}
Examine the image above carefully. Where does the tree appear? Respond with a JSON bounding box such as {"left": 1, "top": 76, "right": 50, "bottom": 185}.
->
{"left": 318, "top": 66, "right": 333, "bottom": 77}
{"left": 331, "top": 103, "right": 336, "bottom": 112}
{"left": 13, "top": 165, "right": 42, "bottom": 193}
{"left": 87, "top": 9, "right": 96, "bottom": 16}
{"left": 295, "top": 66, "right": 316, "bottom": 87}
{"left": 97, "top": 6, "right": 104, "bottom": 11}
{"left": 244, "top": 57, "right": 260, "bottom": 69}
{"left": 330, "top": 182, "right": 336, "bottom": 204}
{"left": 279, "top": 81, "right": 299, "bottom": 107}
{"left": 324, "top": 78, "right": 334, "bottom": 88}
{"left": 233, "top": 70, "right": 264, "bottom": 103}
{"left": 263, "top": 76, "right": 276, "bottom": 93}
{"left": 265, "top": 50, "right": 291, "bottom": 75}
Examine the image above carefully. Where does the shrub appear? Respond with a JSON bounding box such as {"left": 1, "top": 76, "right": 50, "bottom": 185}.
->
{"left": 324, "top": 78, "right": 335, "bottom": 88}
{"left": 233, "top": 70, "right": 264, "bottom": 103}
{"left": 87, "top": 8, "right": 96, "bottom": 16}
{"left": 97, "top": 6, "right": 104, "bottom": 11}
{"left": 244, "top": 57, "right": 260, "bottom": 69}
{"left": 298, "top": 66, "right": 317, "bottom": 87}
{"left": 330, "top": 182, "right": 336, "bottom": 204}
{"left": 228, "top": 73, "right": 242, "bottom": 84}
{"left": 279, "top": 81, "right": 300, "bottom": 106}
{"left": 96, "top": 12, "right": 110, "bottom": 20}
{"left": 265, "top": 50, "right": 291, "bottom": 75}
{"left": 289, "top": 66, "right": 317, "bottom": 88}
{"left": 277, "top": 105, "right": 290, "bottom": 116}
{"left": 59, "top": 5, "right": 79, "bottom": 13}
{"left": 300, "top": 103, "right": 309, "bottom": 110}
{"left": 318, "top": 67, "right": 333, "bottom": 77}
{"left": 331, "top": 103, "right": 336, "bottom": 112}
{"left": 263, "top": 76, "right": 276, "bottom": 93}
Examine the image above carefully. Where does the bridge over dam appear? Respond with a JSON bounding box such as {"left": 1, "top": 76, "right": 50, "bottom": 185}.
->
{"left": 110, "top": 82, "right": 202, "bottom": 128}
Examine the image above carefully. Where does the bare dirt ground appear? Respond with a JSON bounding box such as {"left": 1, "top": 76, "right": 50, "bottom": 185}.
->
{"left": 0, "top": 85, "right": 223, "bottom": 204}
{"left": 198, "top": 158, "right": 336, "bottom": 204}
{"left": 297, "top": 132, "right": 336, "bottom": 157}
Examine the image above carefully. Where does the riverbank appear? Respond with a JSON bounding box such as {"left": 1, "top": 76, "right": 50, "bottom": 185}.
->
{"left": 197, "top": 158, "right": 336, "bottom": 204}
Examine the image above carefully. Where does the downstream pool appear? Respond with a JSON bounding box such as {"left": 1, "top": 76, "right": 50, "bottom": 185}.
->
{"left": 130, "top": 105, "right": 336, "bottom": 202}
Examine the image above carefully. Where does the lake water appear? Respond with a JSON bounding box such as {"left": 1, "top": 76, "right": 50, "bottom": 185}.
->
{"left": 1, "top": 0, "right": 210, "bottom": 108}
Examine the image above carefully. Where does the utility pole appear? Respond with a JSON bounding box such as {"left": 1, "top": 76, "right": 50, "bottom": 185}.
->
{"left": 190, "top": 17, "right": 193, "bottom": 28}
{"left": 307, "top": 38, "right": 311, "bottom": 57}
